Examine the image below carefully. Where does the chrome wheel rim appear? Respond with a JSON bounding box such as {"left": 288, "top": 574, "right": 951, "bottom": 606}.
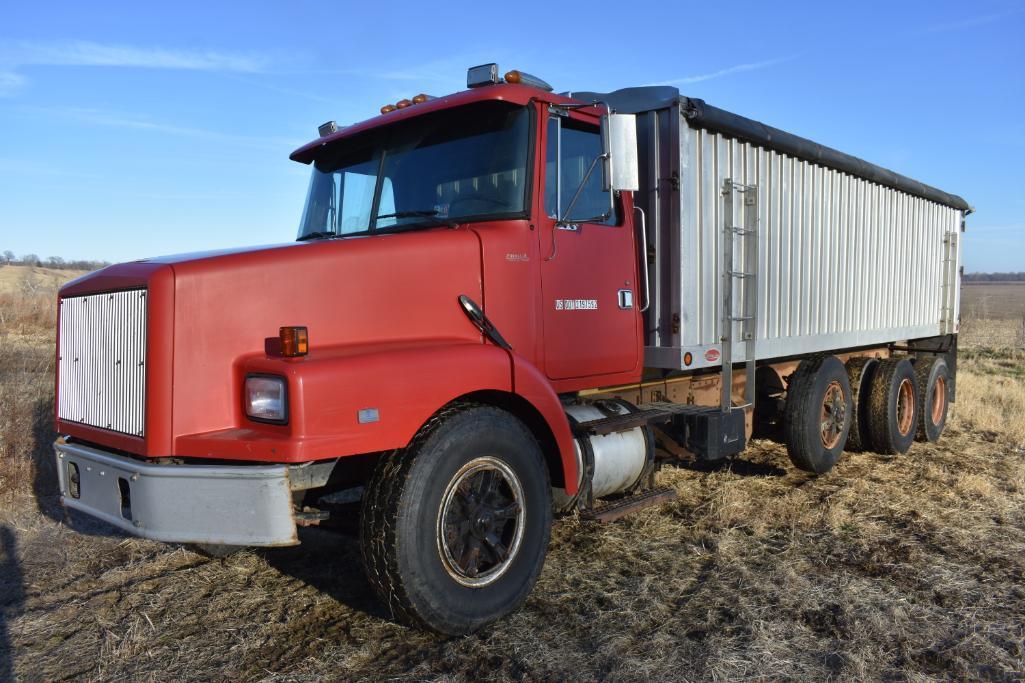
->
{"left": 437, "top": 456, "right": 525, "bottom": 587}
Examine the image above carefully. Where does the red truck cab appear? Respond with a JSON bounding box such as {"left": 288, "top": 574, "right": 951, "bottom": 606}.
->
{"left": 53, "top": 67, "right": 650, "bottom": 634}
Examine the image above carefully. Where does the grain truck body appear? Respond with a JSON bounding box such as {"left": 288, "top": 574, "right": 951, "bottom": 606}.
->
{"left": 53, "top": 64, "right": 967, "bottom": 634}
{"left": 572, "top": 86, "right": 966, "bottom": 373}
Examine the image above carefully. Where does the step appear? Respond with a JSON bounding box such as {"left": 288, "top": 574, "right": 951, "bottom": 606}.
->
{"left": 580, "top": 487, "right": 678, "bottom": 523}
{"left": 571, "top": 407, "right": 675, "bottom": 436}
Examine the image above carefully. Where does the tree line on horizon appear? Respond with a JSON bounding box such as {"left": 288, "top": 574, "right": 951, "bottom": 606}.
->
{"left": 1, "top": 251, "right": 110, "bottom": 272}
{"left": 962, "top": 272, "right": 1025, "bottom": 282}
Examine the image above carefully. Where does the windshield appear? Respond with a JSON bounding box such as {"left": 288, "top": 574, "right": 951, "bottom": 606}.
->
{"left": 297, "top": 102, "right": 530, "bottom": 239}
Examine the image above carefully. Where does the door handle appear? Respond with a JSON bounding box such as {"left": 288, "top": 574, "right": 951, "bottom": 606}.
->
{"left": 618, "top": 289, "right": 634, "bottom": 309}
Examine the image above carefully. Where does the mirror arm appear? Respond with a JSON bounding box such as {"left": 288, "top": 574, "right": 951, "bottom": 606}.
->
{"left": 557, "top": 152, "right": 607, "bottom": 227}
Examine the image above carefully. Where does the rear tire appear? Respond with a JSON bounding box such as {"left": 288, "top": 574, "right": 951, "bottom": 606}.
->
{"left": 844, "top": 357, "right": 879, "bottom": 452}
{"left": 784, "top": 355, "right": 853, "bottom": 474}
{"left": 190, "top": 544, "right": 242, "bottom": 559}
{"left": 866, "top": 358, "right": 919, "bottom": 455}
{"left": 359, "top": 404, "right": 552, "bottom": 636}
{"left": 914, "top": 356, "right": 950, "bottom": 442}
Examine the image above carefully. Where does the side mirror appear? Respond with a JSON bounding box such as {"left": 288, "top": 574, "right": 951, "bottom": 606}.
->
{"left": 600, "top": 113, "right": 640, "bottom": 193}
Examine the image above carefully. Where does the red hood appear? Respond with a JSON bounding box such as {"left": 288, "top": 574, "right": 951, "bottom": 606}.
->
{"left": 57, "top": 227, "right": 485, "bottom": 456}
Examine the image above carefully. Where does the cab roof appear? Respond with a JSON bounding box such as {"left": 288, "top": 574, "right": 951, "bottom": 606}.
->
{"left": 289, "top": 83, "right": 590, "bottom": 165}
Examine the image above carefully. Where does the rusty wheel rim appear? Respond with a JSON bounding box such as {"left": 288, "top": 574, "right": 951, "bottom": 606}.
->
{"left": 931, "top": 375, "right": 947, "bottom": 425}
{"left": 820, "top": 381, "right": 847, "bottom": 449}
{"left": 437, "top": 456, "right": 525, "bottom": 588}
{"left": 897, "top": 378, "right": 915, "bottom": 436}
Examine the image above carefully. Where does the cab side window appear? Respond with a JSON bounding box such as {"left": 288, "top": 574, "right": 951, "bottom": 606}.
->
{"left": 544, "top": 117, "right": 618, "bottom": 226}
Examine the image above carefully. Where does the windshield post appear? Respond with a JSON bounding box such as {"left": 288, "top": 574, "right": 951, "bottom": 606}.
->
{"left": 367, "top": 149, "right": 389, "bottom": 231}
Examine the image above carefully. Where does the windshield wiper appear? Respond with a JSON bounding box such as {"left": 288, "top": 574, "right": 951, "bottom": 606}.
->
{"left": 374, "top": 209, "right": 458, "bottom": 229}
{"left": 297, "top": 231, "right": 341, "bottom": 242}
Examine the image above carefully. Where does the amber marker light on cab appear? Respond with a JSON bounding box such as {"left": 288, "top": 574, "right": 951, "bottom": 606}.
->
{"left": 395, "top": 99, "right": 412, "bottom": 109}
{"left": 380, "top": 104, "right": 398, "bottom": 114}
{"left": 502, "top": 70, "right": 553, "bottom": 92}
{"left": 280, "top": 326, "right": 309, "bottom": 357}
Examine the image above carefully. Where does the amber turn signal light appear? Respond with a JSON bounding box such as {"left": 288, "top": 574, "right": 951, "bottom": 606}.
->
{"left": 280, "top": 326, "right": 309, "bottom": 357}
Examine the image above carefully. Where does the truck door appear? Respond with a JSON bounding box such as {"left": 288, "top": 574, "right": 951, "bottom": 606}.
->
{"left": 539, "top": 109, "right": 641, "bottom": 381}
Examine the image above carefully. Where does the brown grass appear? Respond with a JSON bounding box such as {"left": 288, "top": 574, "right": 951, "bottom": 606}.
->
{"left": 1, "top": 277, "right": 1024, "bottom": 681}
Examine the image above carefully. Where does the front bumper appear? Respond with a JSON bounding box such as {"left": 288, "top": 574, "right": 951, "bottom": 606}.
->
{"left": 54, "top": 439, "right": 299, "bottom": 546}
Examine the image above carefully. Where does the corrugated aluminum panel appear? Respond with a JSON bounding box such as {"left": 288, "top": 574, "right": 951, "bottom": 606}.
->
{"left": 641, "top": 107, "right": 963, "bottom": 370}
{"left": 57, "top": 289, "right": 147, "bottom": 436}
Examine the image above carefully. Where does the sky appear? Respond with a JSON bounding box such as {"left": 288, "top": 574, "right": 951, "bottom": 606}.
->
{"left": 0, "top": 1, "right": 1022, "bottom": 272}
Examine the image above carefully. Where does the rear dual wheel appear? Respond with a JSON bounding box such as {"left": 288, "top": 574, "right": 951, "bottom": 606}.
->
{"left": 866, "top": 359, "right": 919, "bottom": 455}
{"left": 784, "top": 355, "right": 853, "bottom": 474}
{"left": 914, "top": 356, "right": 950, "bottom": 443}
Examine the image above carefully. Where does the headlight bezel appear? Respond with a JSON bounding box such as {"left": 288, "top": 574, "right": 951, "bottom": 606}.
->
{"left": 243, "top": 374, "right": 289, "bottom": 425}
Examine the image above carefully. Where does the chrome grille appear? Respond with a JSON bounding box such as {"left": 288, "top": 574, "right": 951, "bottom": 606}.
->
{"left": 57, "top": 289, "right": 147, "bottom": 436}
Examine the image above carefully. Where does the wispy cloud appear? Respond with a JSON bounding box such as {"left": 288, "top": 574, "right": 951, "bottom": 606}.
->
{"left": 0, "top": 40, "right": 271, "bottom": 72}
{"left": 913, "top": 7, "right": 1025, "bottom": 35}
{"left": 0, "top": 70, "right": 25, "bottom": 96}
{"left": 649, "top": 54, "right": 799, "bottom": 86}
{"left": 20, "top": 106, "right": 303, "bottom": 151}
{"left": 0, "top": 40, "right": 277, "bottom": 95}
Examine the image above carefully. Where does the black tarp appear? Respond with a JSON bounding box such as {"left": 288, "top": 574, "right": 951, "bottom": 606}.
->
{"left": 567, "top": 86, "right": 970, "bottom": 212}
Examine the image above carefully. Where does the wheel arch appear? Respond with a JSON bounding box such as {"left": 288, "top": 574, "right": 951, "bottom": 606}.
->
{"left": 451, "top": 389, "right": 567, "bottom": 489}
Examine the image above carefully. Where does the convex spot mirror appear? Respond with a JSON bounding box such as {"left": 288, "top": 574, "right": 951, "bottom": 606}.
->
{"left": 600, "top": 113, "right": 640, "bottom": 193}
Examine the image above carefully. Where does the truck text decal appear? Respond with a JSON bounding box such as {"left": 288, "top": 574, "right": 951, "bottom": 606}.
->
{"left": 555, "top": 299, "right": 598, "bottom": 311}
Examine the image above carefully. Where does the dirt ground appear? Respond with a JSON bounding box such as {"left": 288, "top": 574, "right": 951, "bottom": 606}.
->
{"left": 1, "top": 268, "right": 1024, "bottom": 681}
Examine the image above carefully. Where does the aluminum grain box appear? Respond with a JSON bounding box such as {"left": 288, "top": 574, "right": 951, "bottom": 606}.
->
{"left": 573, "top": 86, "right": 967, "bottom": 371}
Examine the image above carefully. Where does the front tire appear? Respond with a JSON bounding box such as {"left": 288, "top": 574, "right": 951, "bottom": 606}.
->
{"left": 359, "top": 404, "right": 552, "bottom": 635}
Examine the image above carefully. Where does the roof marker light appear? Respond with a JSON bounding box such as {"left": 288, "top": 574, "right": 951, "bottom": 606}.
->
{"left": 411, "top": 93, "right": 432, "bottom": 104}
{"left": 395, "top": 99, "right": 412, "bottom": 109}
{"left": 380, "top": 104, "right": 398, "bottom": 114}
{"left": 503, "top": 70, "right": 553, "bottom": 92}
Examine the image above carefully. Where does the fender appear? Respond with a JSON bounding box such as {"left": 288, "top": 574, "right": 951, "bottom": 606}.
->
{"left": 510, "top": 352, "right": 578, "bottom": 495}
{"left": 175, "top": 340, "right": 512, "bottom": 462}
{"left": 174, "top": 340, "right": 579, "bottom": 495}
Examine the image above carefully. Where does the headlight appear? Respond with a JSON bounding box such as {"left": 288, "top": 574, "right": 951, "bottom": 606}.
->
{"left": 244, "top": 375, "right": 287, "bottom": 423}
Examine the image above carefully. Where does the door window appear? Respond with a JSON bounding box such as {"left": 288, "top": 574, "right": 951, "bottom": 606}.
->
{"left": 544, "top": 117, "right": 618, "bottom": 226}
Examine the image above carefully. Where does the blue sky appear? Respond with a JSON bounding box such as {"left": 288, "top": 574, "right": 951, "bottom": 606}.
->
{"left": 0, "top": 1, "right": 1022, "bottom": 271}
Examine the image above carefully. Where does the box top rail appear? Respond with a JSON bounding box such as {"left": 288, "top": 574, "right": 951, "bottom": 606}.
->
{"left": 566, "top": 86, "right": 969, "bottom": 212}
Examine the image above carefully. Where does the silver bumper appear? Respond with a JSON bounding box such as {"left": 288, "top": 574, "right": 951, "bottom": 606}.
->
{"left": 54, "top": 440, "right": 298, "bottom": 547}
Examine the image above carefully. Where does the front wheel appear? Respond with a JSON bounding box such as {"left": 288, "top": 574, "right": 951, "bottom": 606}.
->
{"left": 359, "top": 404, "right": 552, "bottom": 635}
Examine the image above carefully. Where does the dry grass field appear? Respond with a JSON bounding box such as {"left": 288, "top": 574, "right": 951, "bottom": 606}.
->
{"left": 1, "top": 268, "right": 1023, "bottom": 681}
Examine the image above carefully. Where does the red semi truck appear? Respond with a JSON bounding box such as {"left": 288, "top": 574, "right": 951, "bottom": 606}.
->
{"left": 53, "top": 63, "right": 968, "bottom": 635}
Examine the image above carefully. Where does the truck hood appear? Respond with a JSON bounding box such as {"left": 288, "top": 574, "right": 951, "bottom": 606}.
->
{"left": 57, "top": 228, "right": 485, "bottom": 456}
